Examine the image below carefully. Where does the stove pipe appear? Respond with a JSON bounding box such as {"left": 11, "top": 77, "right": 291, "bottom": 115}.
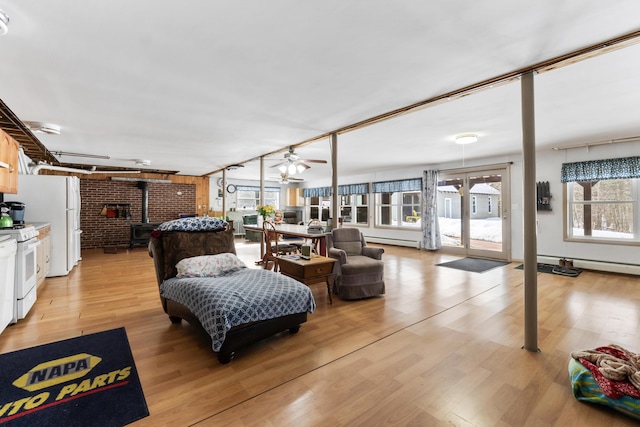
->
{"left": 136, "top": 181, "right": 149, "bottom": 223}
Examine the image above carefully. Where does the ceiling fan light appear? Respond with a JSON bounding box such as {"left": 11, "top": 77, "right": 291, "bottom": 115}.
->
{"left": 24, "top": 121, "right": 61, "bottom": 135}
{"left": 296, "top": 164, "right": 306, "bottom": 173}
{"left": 278, "top": 164, "right": 288, "bottom": 173}
{"left": 0, "top": 10, "right": 9, "bottom": 36}
{"left": 288, "top": 164, "right": 297, "bottom": 175}
{"left": 455, "top": 134, "right": 478, "bottom": 145}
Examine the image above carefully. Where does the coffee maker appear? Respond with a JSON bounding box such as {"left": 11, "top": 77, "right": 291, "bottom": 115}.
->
{"left": 6, "top": 201, "right": 25, "bottom": 225}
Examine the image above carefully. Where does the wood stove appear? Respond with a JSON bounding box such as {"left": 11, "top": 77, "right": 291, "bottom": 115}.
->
{"left": 128, "top": 181, "right": 162, "bottom": 248}
{"left": 130, "top": 223, "right": 161, "bottom": 248}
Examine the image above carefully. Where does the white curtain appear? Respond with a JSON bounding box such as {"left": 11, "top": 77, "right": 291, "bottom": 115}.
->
{"left": 422, "top": 170, "right": 441, "bottom": 250}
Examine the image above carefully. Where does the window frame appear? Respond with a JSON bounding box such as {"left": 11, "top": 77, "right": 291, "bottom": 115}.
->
{"left": 306, "top": 196, "right": 331, "bottom": 223}
{"left": 236, "top": 190, "right": 280, "bottom": 212}
{"left": 564, "top": 178, "right": 640, "bottom": 245}
{"left": 340, "top": 194, "right": 369, "bottom": 226}
{"left": 374, "top": 190, "right": 422, "bottom": 229}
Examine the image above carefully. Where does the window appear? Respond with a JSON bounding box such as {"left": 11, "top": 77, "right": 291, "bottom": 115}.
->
{"left": 356, "top": 194, "right": 369, "bottom": 224}
{"left": 375, "top": 191, "right": 421, "bottom": 227}
{"left": 566, "top": 179, "right": 638, "bottom": 241}
{"left": 340, "top": 194, "right": 369, "bottom": 225}
{"left": 562, "top": 156, "right": 640, "bottom": 243}
{"left": 488, "top": 196, "right": 493, "bottom": 214}
{"left": 372, "top": 178, "right": 422, "bottom": 228}
{"left": 304, "top": 183, "right": 369, "bottom": 225}
{"left": 472, "top": 196, "right": 477, "bottom": 215}
{"left": 303, "top": 187, "right": 331, "bottom": 222}
{"left": 236, "top": 186, "right": 280, "bottom": 211}
{"left": 340, "top": 195, "right": 352, "bottom": 223}
{"left": 308, "top": 196, "right": 331, "bottom": 222}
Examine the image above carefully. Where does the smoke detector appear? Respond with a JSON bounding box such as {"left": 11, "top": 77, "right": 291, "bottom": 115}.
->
{"left": 24, "top": 121, "right": 62, "bottom": 135}
{"left": 0, "top": 10, "right": 9, "bottom": 36}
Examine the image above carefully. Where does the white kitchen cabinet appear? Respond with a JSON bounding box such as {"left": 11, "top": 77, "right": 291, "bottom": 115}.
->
{"left": 36, "top": 225, "right": 51, "bottom": 287}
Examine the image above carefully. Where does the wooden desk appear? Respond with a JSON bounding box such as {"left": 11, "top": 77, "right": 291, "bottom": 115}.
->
{"left": 277, "top": 254, "right": 336, "bottom": 304}
{"left": 243, "top": 223, "right": 330, "bottom": 256}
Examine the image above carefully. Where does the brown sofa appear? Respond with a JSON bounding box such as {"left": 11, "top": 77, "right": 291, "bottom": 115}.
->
{"left": 327, "top": 227, "right": 385, "bottom": 300}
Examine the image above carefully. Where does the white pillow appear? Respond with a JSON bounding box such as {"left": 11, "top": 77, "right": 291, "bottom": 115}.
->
{"left": 175, "top": 253, "right": 247, "bottom": 278}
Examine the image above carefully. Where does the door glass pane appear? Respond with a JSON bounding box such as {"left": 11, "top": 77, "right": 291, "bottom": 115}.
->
{"left": 437, "top": 177, "right": 463, "bottom": 247}
{"left": 468, "top": 174, "right": 502, "bottom": 251}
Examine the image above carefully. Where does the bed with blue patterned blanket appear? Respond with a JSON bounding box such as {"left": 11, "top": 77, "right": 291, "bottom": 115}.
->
{"left": 160, "top": 269, "right": 315, "bottom": 352}
{"left": 148, "top": 225, "right": 316, "bottom": 364}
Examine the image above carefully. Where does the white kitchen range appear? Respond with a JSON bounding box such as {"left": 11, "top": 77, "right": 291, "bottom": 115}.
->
{"left": 0, "top": 234, "right": 17, "bottom": 334}
{"left": 0, "top": 225, "right": 39, "bottom": 326}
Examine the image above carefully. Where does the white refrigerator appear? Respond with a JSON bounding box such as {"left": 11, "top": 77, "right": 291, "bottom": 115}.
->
{"left": 6, "top": 175, "right": 82, "bottom": 276}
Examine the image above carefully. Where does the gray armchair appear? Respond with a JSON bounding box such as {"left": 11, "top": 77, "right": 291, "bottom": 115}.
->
{"left": 327, "top": 227, "right": 385, "bottom": 300}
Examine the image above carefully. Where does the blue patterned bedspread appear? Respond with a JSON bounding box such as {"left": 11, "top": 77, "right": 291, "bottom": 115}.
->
{"left": 160, "top": 269, "right": 316, "bottom": 351}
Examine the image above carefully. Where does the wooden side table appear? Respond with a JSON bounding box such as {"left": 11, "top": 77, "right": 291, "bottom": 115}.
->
{"left": 277, "top": 255, "right": 336, "bottom": 304}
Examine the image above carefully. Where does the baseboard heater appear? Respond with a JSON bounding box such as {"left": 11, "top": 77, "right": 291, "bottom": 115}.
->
{"left": 363, "top": 236, "right": 421, "bottom": 249}
{"left": 537, "top": 255, "right": 640, "bottom": 276}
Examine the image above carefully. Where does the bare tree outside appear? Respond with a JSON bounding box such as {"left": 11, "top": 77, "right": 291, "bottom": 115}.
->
{"left": 570, "top": 179, "right": 634, "bottom": 238}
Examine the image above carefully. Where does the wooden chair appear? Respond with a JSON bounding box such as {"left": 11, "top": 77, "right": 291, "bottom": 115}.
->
{"left": 262, "top": 221, "right": 298, "bottom": 271}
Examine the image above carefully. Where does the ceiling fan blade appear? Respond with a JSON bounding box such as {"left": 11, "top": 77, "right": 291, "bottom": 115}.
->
{"left": 270, "top": 161, "right": 287, "bottom": 168}
{"left": 270, "top": 172, "right": 305, "bottom": 183}
{"left": 300, "top": 159, "right": 327, "bottom": 164}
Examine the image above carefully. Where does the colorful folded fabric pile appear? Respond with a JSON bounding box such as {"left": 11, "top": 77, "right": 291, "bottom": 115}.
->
{"left": 569, "top": 344, "right": 640, "bottom": 420}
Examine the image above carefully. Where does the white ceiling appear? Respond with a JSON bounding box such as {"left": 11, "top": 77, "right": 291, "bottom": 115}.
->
{"left": 1, "top": 1, "right": 639, "bottom": 184}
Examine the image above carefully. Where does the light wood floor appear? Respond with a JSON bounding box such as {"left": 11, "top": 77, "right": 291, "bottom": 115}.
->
{"left": 1, "top": 240, "right": 639, "bottom": 426}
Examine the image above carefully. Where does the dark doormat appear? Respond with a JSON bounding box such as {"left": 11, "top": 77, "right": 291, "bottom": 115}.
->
{"left": 0, "top": 327, "right": 149, "bottom": 426}
{"left": 436, "top": 257, "right": 510, "bottom": 273}
{"left": 515, "top": 263, "right": 581, "bottom": 277}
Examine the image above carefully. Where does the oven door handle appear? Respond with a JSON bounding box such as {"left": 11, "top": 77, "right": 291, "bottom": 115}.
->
{"left": 27, "top": 240, "right": 41, "bottom": 251}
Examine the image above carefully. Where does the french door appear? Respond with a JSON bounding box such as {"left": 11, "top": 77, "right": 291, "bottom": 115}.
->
{"left": 437, "top": 166, "right": 510, "bottom": 261}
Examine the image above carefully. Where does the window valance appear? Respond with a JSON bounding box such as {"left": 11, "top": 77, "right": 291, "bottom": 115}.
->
{"left": 236, "top": 185, "right": 281, "bottom": 192}
{"left": 560, "top": 156, "right": 640, "bottom": 183}
{"left": 303, "top": 187, "right": 332, "bottom": 198}
{"left": 372, "top": 178, "right": 422, "bottom": 193}
{"left": 338, "top": 183, "right": 369, "bottom": 195}
{"left": 302, "top": 183, "right": 371, "bottom": 197}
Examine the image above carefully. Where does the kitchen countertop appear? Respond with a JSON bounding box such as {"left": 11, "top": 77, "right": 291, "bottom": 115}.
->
{"left": 30, "top": 222, "right": 51, "bottom": 230}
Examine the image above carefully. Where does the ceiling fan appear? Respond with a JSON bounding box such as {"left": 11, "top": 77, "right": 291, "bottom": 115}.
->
{"left": 270, "top": 147, "right": 327, "bottom": 175}
{"left": 271, "top": 172, "right": 304, "bottom": 184}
